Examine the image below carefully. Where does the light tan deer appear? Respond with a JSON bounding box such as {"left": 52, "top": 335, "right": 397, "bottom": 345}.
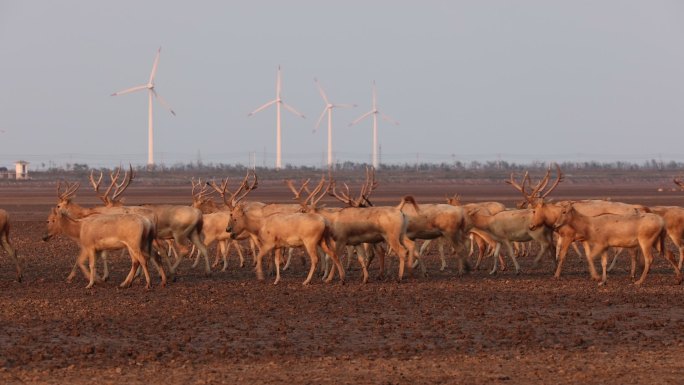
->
{"left": 43, "top": 208, "right": 167, "bottom": 289}
{"left": 78, "top": 166, "right": 209, "bottom": 276}
{"left": 225, "top": 175, "right": 344, "bottom": 285}
{"left": 466, "top": 207, "right": 556, "bottom": 275}
{"left": 444, "top": 194, "right": 506, "bottom": 271}
{"left": 208, "top": 174, "right": 302, "bottom": 272}
{"left": 322, "top": 170, "right": 417, "bottom": 281}
{"left": 0, "top": 209, "right": 22, "bottom": 282}
{"left": 189, "top": 178, "right": 246, "bottom": 271}
{"left": 552, "top": 201, "right": 680, "bottom": 286}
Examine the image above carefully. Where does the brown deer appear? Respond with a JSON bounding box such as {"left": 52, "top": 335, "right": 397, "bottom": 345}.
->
{"left": 552, "top": 201, "right": 680, "bottom": 286}
{"left": 0, "top": 209, "right": 22, "bottom": 282}
{"left": 225, "top": 175, "right": 344, "bottom": 285}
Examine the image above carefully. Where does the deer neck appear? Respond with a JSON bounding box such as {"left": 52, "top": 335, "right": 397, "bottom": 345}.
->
{"left": 543, "top": 204, "right": 562, "bottom": 227}
{"left": 58, "top": 214, "right": 83, "bottom": 239}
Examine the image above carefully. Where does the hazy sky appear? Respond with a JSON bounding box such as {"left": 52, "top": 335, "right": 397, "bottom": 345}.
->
{"left": 1, "top": 1, "right": 684, "bottom": 168}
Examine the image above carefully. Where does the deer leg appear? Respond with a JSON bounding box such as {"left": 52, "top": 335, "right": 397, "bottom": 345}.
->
{"left": 233, "top": 240, "right": 245, "bottom": 268}
{"left": 569, "top": 241, "right": 581, "bottom": 259}
{"left": 504, "top": 241, "right": 521, "bottom": 274}
{"left": 1, "top": 234, "right": 21, "bottom": 282}
{"left": 85, "top": 250, "right": 98, "bottom": 289}
{"left": 189, "top": 231, "right": 211, "bottom": 276}
{"left": 634, "top": 243, "right": 655, "bottom": 286}
{"left": 321, "top": 242, "right": 344, "bottom": 284}
{"left": 121, "top": 256, "right": 139, "bottom": 288}
{"left": 303, "top": 244, "right": 320, "bottom": 286}
{"left": 67, "top": 259, "right": 81, "bottom": 283}
{"left": 585, "top": 247, "right": 604, "bottom": 282}
{"left": 396, "top": 248, "right": 407, "bottom": 283}
{"left": 554, "top": 237, "right": 575, "bottom": 278}
{"left": 661, "top": 248, "right": 683, "bottom": 284}
{"left": 354, "top": 245, "right": 369, "bottom": 284}
{"left": 607, "top": 248, "right": 622, "bottom": 272}
{"left": 254, "top": 247, "right": 270, "bottom": 282}
{"left": 273, "top": 248, "right": 282, "bottom": 285}
{"left": 131, "top": 248, "right": 152, "bottom": 290}
{"left": 282, "top": 247, "right": 294, "bottom": 271}
{"left": 598, "top": 251, "right": 608, "bottom": 286}
{"left": 219, "top": 240, "right": 229, "bottom": 271}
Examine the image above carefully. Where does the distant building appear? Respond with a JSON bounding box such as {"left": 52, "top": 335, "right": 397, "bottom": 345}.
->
{"left": 14, "top": 161, "right": 29, "bottom": 180}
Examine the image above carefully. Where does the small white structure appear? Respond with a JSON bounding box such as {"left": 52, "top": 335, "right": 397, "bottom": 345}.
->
{"left": 15, "top": 161, "right": 29, "bottom": 180}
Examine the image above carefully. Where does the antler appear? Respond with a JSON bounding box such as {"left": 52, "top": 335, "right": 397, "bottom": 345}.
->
{"left": 446, "top": 193, "right": 462, "bottom": 206}
{"left": 540, "top": 163, "right": 563, "bottom": 198}
{"left": 110, "top": 164, "right": 134, "bottom": 204}
{"left": 674, "top": 177, "right": 684, "bottom": 190}
{"left": 57, "top": 180, "right": 80, "bottom": 201}
{"left": 88, "top": 170, "right": 103, "bottom": 193}
{"left": 210, "top": 171, "right": 258, "bottom": 209}
{"left": 230, "top": 170, "right": 258, "bottom": 207}
{"left": 328, "top": 168, "right": 376, "bottom": 208}
{"left": 208, "top": 178, "right": 230, "bottom": 206}
{"left": 191, "top": 177, "right": 215, "bottom": 204}
{"left": 285, "top": 178, "right": 311, "bottom": 203}
{"left": 328, "top": 179, "right": 357, "bottom": 207}
{"left": 356, "top": 166, "right": 378, "bottom": 207}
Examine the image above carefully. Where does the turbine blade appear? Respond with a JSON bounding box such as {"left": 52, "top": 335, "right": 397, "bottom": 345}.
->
{"left": 372, "top": 80, "right": 377, "bottom": 109}
{"left": 314, "top": 77, "right": 330, "bottom": 105}
{"left": 313, "top": 108, "right": 327, "bottom": 132}
{"left": 149, "top": 47, "right": 161, "bottom": 84}
{"left": 276, "top": 66, "right": 281, "bottom": 98}
{"left": 282, "top": 102, "right": 306, "bottom": 119}
{"left": 111, "top": 84, "right": 148, "bottom": 96}
{"left": 380, "top": 113, "right": 399, "bottom": 125}
{"left": 349, "top": 110, "right": 373, "bottom": 126}
{"left": 248, "top": 100, "right": 276, "bottom": 116}
{"left": 152, "top": 89, "right": 176, "bottom": 116}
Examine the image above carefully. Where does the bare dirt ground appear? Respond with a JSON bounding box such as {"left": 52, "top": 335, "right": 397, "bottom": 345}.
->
{"left": 1, "top": 179, "right": 684, "bottom": 384}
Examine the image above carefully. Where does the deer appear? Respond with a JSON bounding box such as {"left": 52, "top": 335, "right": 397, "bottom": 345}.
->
{"left": 189, "top": 178, "right": 246, "bottom": 271}
{"left": 649, "top": 177, "right": 684, "bottom": 270}
{"left": 466, "top": 206, "right": 556, "bottom": 275}
{"left": 551, "top": 201, "right": 681, "bottom": 286}
{"left": 0, "top": 209, "right": 22, "bottom": 282}
{"left": 208, "top": 174, "right": 304, "bottom": 273}
{"left": 515, "top": 166, "right": 651, "bottom": 278}
{"left": 443, "top": 194, "right": 507, "bottom": 271}
{"left": 78, "top": 166, "right": 210, "bottom": 276}
{"left": 224, "top": 174, "right": 344, "bottom": 285}
{"left": 529, "top": 199, "right": 650, "bottom": 278}
{"left": 43, "top": 208, "right": 167, "bottom": 289}
{"left": 320, "top": 169, "right": 418, "bottom": 281}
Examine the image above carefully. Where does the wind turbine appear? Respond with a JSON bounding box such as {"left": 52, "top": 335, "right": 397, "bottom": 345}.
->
{"left": 248, "top": 66, "right": 305, "bottom": 170}
{"left": 349, "top": 81, "right": 398, "bottom": 169}
{"left": 111, "top": 47, "right": 176, "bottom": 167}
{"left": 313, "top": 78, "right": 356, "bottom": 169}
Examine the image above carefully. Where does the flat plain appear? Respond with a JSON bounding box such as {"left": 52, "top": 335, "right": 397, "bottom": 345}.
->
{"left": 0, "top": 176, "right": 683, "bottom": 384}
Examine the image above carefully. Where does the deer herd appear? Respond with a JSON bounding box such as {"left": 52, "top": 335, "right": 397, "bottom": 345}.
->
{"left": 0, "top": 165, "right": 684, "bottom": 289}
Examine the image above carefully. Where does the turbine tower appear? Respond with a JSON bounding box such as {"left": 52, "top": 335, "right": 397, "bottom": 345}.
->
{"left": 349, "top": 81, "right": 398, "bottom": 169}
{"left": 248, "top": 66, "right": 305, "bottom": 170}
{"left": 111, "top": 47, "right": 176, "bottom": 167}
{"left": 313, "top": 78, "right": 355, "bottom": 169}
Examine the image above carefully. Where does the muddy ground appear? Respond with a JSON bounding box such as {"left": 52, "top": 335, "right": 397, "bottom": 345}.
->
{"left": 0, "top": 180, "right": 684, "bottom": 384}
